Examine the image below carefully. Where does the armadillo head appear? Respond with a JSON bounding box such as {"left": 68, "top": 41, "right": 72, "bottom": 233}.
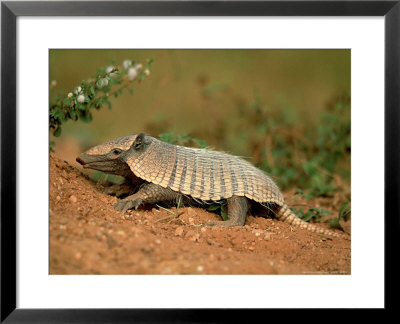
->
{"left": 76, "top": 133, "right": 151, "bottom": 177}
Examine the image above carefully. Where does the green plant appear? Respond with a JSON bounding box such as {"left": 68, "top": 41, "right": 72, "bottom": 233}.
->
{"left": 49, "top": 58, "right": 154, "bottom": 142}
{"left": 207, "top": 203, "right": 228, "bottom": 221}
{"left": 329, "top": 201, "right": 351, "bottom": 230}
{"left": 155, "top": 196, "right": 185, "bottom": 223}
{"left": 291, "top": 206, "right": 332, "bottom": 223}
{"left": 238, "top": 91, "right": 351, "bottom": 200}
{"left": 159, "top": 132, "right": 207, "bottom": 149}
{"left": 158, "top": 89, "right": 351, "bottom": 225}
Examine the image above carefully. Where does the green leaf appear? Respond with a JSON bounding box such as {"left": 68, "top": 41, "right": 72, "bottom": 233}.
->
{"left": 79, "top": 111, "right": 93, "bottom": 123}
{"left": 309, "top": 207, "right": 332, "bottom": 217}
{"left": 156, "top": 204, "right": 178, "bottom": 216}
{"left": 220, "top": 205, "right": 228, "bottom": 221}
{"left": 207, "top": 204, "right": 220, "bottom": 212}
{"left": 50, "top": 107, "right": 64, "bottom": 120}
{"left": 192, "top": 138, "right": 207, "bottom": 149}
{"left": 53, "top": 127, "right": 62, "bottom": 137}
{"left": 339, "top": 202, "right": 351, "bottom": 221}
{"left": 300, "top": 211, "right": 315, "bottom": 222}
{"left": 302, "top": 161, "right": 317, "bottom": 175}
{"left": 89, "top": 86, "right": 96, "bottom": 97}
{"left": 69, "top": 110, "right": 78, "bottom": 121}
{"left": 176, "top": 134, "right": 190, "bottom": 144}
{"left": 159, "top": 132, "right": 175, "bottom": 144}
{"left": 329, "top": 218, "right": 344, "bottom": 231}
{"left": 49, "top": 140, "right": 56, "bottom": 152}
{"left": 294, "top": 188, "right": 304, "bottom": 196}
{"left": 76, "top": 103, "right": 86, "bottom": 111}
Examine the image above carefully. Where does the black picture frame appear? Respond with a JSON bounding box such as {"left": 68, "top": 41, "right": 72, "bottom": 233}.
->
{"left": 1, "top": 0, "right": 398, "bottom": 322}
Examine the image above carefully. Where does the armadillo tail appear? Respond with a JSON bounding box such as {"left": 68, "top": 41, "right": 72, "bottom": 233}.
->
{"left": 276, "top": 203, "right": 351, "bottom": 241}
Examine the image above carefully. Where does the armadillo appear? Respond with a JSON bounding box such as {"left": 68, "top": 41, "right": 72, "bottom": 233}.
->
{"left": 76, "top": 133, "right": 350, "bottom": 240}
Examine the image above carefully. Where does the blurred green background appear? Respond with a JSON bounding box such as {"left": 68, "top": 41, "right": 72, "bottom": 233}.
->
{"left": 50, "top": 49, "right": 350, "bottom": 196}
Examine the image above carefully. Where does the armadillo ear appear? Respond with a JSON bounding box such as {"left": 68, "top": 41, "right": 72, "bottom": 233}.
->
{"left": 133, "top": 133, "right": 146, "bottom": 150}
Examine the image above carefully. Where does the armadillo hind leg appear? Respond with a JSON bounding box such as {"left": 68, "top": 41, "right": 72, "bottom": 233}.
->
{"left": 206, "top": 196, "right": 248, "bottom": 227}
{"left": 114, "top": 183, "right": 180, "bottom": 213}
{"left": 277, "top": 203, "right": 350, "bottom": 240}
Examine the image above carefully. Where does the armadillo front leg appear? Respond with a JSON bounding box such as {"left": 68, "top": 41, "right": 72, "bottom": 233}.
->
{"left": 206, "top": 196, "right": 248, "bottom": 227}
{"left": 114, "top": 183, "right": 180, "bottom": 213}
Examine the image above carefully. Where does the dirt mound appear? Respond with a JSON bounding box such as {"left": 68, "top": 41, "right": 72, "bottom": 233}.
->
{"left": 49, "top": 155, "right": 350, "bottom": 275}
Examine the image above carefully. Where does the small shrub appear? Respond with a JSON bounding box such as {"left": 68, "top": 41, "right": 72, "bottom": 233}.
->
{"left": 49, "top": 58, "right": 154, "bottom": 143}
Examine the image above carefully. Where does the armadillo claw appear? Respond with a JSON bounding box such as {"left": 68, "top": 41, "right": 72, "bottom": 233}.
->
{"left": 114, "top": 198, "right": 142, "bottom": 213}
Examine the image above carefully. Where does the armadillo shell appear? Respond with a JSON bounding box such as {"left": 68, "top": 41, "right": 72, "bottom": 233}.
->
{"left": 126, "top": 137, "right": 284, "bottom": 205}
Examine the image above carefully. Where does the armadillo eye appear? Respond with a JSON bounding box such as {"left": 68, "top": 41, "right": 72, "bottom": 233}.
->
{"left": 112, "top": 149, "right": 122, "bottom": 155}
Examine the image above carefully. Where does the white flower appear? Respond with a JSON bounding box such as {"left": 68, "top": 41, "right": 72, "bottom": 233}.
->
{"left": 67, "top": 92, "right": 73, "bottom": 98}
{"left": 127, "top": 67, "right": 138, "bottom": 80}
{"left": 96, "top": 78, "right": 109, "bottom": 88}
{"left": 77, "top": 94, "right": 85, "bottom": 103}
{"left": 77, "top": 86, "right": 82, "bottom": 93}
{"left": 144, "top": 69, "right": 150, "bottom": 76}
{"left": 50, "top": 80, "right": 57, "bottom": 87}
{"left": 123, "top": 60, "right": 132, "bottom": 69}
{"left": 135, "top": 63, "right": 143, "bottom": 70}
{"left": 106, "top": 66, "right": 114, "bottom": 73}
